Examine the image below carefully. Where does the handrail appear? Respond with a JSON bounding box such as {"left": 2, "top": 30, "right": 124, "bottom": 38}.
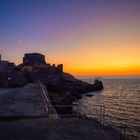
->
{"left": 52, "top": 103, "right": 127, "bottom": 140}
{"left": 37, "top": 82, "right": 127, "bottom": 139}
{"left": 38, "top": 81, "right": 59, "bottom": 120}
{"left": 38, "top": 81, "right": 49, "bottom": 114}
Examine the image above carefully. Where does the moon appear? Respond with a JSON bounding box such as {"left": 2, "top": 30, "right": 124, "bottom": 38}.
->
{"left": 18, "top": 40, "right": 22, "bottom": 44}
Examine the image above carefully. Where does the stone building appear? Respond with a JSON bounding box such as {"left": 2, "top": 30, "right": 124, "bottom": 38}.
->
{"left": 0, "top": 61, "right": 9, "bottom": 71}
{"left": 57, "top": 64, "right": 63, "bottom": 73}
{"left": 23, "top": 53, "right": 46, "bottom": 65}
{"left": 22, "top": 53, "right": 63, "bottom": 74}
{"left": 0, "top": 55, "right": 15, "bottom": 72}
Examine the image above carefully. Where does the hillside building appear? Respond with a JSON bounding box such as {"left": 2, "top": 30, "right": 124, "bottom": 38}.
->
{"left": 23, "top": 53, "right": 63, "bottom": 74}
{"left": 23, "top": 53, "right": 46, "bottom": 65}
{"left": 0, "top": 55, "right": 15, "bottom": 71}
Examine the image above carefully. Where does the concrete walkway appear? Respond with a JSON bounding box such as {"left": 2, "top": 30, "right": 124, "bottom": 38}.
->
{"left": 0, "top": 118, "right": 121, "bottom": 140}
{"left": 0, "top": 84, "right": 46, "bottom": 117}
{"left": 0, "top": 84, "right": 128, "bottom": 140}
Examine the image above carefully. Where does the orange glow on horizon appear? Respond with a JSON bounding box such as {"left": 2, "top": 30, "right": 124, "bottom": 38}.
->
{"left": 5, "top": 19, "right": 140, "bottom": 78}
{"left": 66, "top": 66, "right": 140, "bottom": 77}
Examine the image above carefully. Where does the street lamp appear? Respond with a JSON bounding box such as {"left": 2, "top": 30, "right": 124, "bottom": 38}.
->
{"left": 8, "top": 77, "right": 11, "bottom": 81}
{"left": 6, "top": 77, "right": 11, "bottom": 88}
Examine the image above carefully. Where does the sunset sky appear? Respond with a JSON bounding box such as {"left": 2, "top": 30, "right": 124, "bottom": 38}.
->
{"left": 0, "top": 0, "right": 140, "bottom": 77}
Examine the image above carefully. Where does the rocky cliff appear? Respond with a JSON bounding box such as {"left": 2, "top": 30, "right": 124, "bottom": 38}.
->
{"left": 0, "top": 53, "right": 104, "bottom": 95}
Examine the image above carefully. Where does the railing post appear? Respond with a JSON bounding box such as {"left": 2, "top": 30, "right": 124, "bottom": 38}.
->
{"left": 102, "top": 105, "right": 105, "bottom": 126}
{"left": 99, "top": 106, "right": 101, "bottom": 123}
{"left": 76, "top": 104, "right": 80, "bottom": 124}
{"left": 119, "top": 122, "right": 126, "bottom": 140}
{"left": 120, "top": 122, "right": 126, "bottom": 140}
{"left": 120, "top": 122, "right": 122, "bottom": 140}
{"left": 123, "top": 124, "right": 126, "bottom": 140}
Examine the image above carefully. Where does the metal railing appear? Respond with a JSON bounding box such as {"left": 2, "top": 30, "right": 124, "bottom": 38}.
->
{"left": 120, "top": 122, "right": 126, "bottom": 140}
{"left": 37, "top": 82, "right": 127, "bottom": 140}
{"left": 51, "top": 104, "right": 127, "bottom": 140}
{"left": 49, "top": 104, "right": 106, "bottom": 123}
{"left": 38, "top": 81, "right": 59, "bottom": 120}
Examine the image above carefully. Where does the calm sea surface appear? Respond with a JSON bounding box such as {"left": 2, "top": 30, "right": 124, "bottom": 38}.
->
{"left": 77, "top": 79, "right": 140, "bottom": 140}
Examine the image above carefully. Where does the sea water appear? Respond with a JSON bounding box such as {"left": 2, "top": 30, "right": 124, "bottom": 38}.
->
{"left": 77, "top": 78, "right": 140, "bottom": 140}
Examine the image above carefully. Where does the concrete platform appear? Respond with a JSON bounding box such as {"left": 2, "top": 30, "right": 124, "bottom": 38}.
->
{"left": 0, "top": 84, "right": 46, "bottom": 117}
{"left": 0, "top": 118, "right": 121, "bottom": 140}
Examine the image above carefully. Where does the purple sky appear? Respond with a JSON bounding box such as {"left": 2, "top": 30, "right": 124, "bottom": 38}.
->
{"left": 0, "top": 0, "right": 140, "bottom": 76}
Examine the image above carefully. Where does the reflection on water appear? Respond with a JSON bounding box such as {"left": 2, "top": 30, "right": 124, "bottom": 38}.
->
{"left": 77, "top": 79, "right": 140, "bottom": 140}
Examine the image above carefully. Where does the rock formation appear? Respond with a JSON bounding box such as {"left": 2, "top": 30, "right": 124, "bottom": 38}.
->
{"left": 0, "top": 53, "right": 104, "bottom": 114}
{"left": 0, "top": 53, "right": 104, "bottom": 95}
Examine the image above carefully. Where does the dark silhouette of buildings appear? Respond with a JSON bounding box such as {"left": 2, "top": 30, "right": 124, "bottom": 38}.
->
{"left": 0, "top": 53, "right": 63, "bottom": 87}
{"left": 0, "top": 53, "right": 63, "bottom": 74}
{"left": 0, "top": 55, "right": 15, "bottom": 72}
{"left": 23, "top": 53, "right": 46, "bottom": 65}
{"left": 22, "top": 53, "right": 63, "bottom": 74}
